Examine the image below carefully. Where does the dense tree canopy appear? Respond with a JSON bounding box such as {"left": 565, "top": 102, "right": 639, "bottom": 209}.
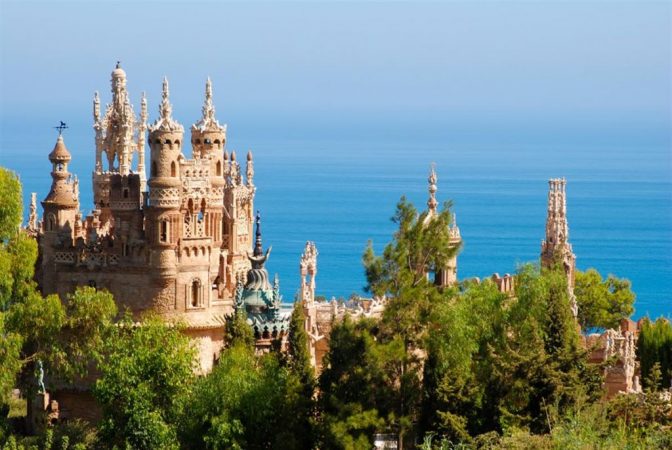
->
{"left": 94, "top": 316, "right": 196, "bottom": 450}
{"left": 575, "top": 268, "right": 636, "bottom": 330}
{"left": 637, "top": 318, "right": 672, "bottom": 391}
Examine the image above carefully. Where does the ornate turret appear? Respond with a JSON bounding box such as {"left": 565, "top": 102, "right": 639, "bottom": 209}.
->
{"left": 41, "top": 133, "right": 80, "bottom": 237}
{"left": 191, "top": 78, "right": 226, "bottom": 161}
{"left": 423, "top": 164, "right": 461, "bottom": 287}
{"left": 148, "top": 77, "right": 183, "bottom": 198}
{"left": 541, "top": 178, "right": 578, "bottom": 318}
{"left": 98, "top": 62, "right": 138, "bottom": 175}
{"left": 300, "top": 241, "right": 318, "bottom": 307}
{"left": 234, "top": 212, "right": 289, "bottom": 346}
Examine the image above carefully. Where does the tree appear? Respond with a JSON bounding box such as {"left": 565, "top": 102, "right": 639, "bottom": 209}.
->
{"left": 637, "top": 317, "right": 672, "bottom": 391}
{"left": 574, "top": 268, "right": 635, "bottom": 330}
{"left": 358, "top": 196, "right": 461, "bottom": 448}
{"left": 0, "top": 168, "right": 22, "bottom": 244}
{"left": 0, "top": 169, "right": 117, "bottom": 427}
{"left": 181, "top": 344, "right": 309, "bottom": 450}
{"left": 285, "top": 302, "right": 315, "bottom": 447}
{"left": 94, "top": 316, "right": 196, "bottom": 450}
{"left": 318, "top": 316, "right": 386, "bottom": 450}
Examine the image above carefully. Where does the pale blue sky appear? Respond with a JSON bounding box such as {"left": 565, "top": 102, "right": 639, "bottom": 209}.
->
{"left": 0, "top": 1, "right": 670, "bottom": 143}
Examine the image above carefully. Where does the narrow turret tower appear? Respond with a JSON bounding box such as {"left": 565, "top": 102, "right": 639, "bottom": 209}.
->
{"left": 147, "top": 77, "right": 184, "bottom": 280}
{"left": 541, "top": 178, "right": 578, "bottom": 318}
{"left": 425, "top": 164, "right": 461, "bottom": 287}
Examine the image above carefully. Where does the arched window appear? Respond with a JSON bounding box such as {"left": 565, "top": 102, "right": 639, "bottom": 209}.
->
{"left": 151, "top": 161, "right": 157, "bottom": 177}
{"left": 46, "top": 214, "right": 56, "bottom": 231}
{"left": 191, "top": 279, "right": 201, "bottom": 307}
{"left": 216, "top": 160, "right": 222, "bottom": 176}
{"left": 170, "top": 161, "right": 176, "bottom": 177}
{"left": 123, "top": 188, "right": 129, "bottom": 199}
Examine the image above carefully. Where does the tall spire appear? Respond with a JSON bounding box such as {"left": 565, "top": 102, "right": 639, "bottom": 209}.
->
{"left": 137, "top": 92, "right": 148, "bottom": 191}
{"left": 254, "top": 210, "right": 263, "bottom": 256}
{"left": 149, "top": 77, "right": 183, "bottom": 133}
{"left": 427, "top": 163, "right": 438, "bottom": 215}
{"left": 93, "top": 91, "right": 100, "bottom": 123}
{"left": 192, "top": 77, "right": 225, "bottom": 132}
{"left": 541, "top": 177, "right": 577, "bottom": 319}
{"left": 160, "top": 77, "right": 171, "bottom": 119}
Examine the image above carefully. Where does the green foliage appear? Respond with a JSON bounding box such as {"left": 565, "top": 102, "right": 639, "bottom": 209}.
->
{"left": 575, "top": 268, "right": 635, "bottom": 330}
{"left": 285, "top": 303, "right": 315, "bottom": 446}
{"left": 318, "top": 316, "right": 386, "bottom": 449}
{"left": 0, "top": 168, "right": 22, "bottom": 243}
{"left": 637, "top": 317, "right": 672, "bottom": 391}
{"left": 225, "top": 309, "right": 255, "bottom": 349}
{"left": 181, "top": 344, "right": 308, "bottom": 449}
{"left": 94, "top": 316, "right": 196, "bottom": 450}
{"left": 363, "top": 196, "right": 460, "bottom": 297}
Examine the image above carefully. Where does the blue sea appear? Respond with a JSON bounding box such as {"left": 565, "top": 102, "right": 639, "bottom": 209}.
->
{"left": 1, "top": 114, "right": 670, "bottom": 320}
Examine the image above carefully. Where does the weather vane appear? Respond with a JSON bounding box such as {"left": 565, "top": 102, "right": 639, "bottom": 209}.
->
{"left": 54, "top": 121, "right": 68, "bottom": 136}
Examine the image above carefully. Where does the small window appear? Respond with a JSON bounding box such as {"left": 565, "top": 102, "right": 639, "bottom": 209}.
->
{"left": 151, "top": 161, "right": 157, "bottom": 177}
{"left": 123, "top": 188, "right": 129, "bottom": 199}
{"left": 88, "top": 280, "right": 97, "bottom": 288}
{"left": 47, "top": 214, "right": 56, "bottom": 231}
{"left": 171, "top": 161, "right": 176, "bottom": 177}
{"left": 122, "top": 243, "right": 130, "bottom": 256}
{"left": 160, "top": 220, "right": 168, "bottom": 243}
{"left": 191, "top": 279, "right": 201, "bottom": 307}
{"left": 216, "top": 161, "right": 222, "bottom": 176}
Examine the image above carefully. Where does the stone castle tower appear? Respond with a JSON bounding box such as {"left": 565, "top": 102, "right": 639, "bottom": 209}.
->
{"left": 36, "top": 65, "right": 258, "bottom": 371}
{"left": 541, "top": 177, "right": 578, "bottom": 318}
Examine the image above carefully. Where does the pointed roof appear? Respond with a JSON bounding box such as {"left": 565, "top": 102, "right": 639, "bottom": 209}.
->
{"left": 192, "top": 77, "right": 225, "bottom": 133}
{"left": 149, "top": 77, "right": 184, "bottom": 133}
{"left": 49, "top": 135, "right": 71, "bottom": 162}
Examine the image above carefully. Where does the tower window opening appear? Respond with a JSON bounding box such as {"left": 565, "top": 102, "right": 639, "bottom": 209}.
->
{"left": 122, "top": 243, "right": 130, "bottom": 256}
{"left": 171, "top": 161, "right": 176, "bottom": 177}
{"left": 47, "top": 214, "right": 56, "bottom": 231}
{"left": 191, "top": 279, "right": 201, "bottom": 307}
{"left": 151, "top": 161, "right": 157, "bottom": 177}
{"left": 123, "top": 188, "right": 129, "bottom": 198}
{"left": 216, "top": 161, "right": 222, "bottom": 176}
{"left": 204, "top": 138, "right": 211, "bottom": 145}
{"left": 160, "top": 220, "right": 168, "bottom": 243}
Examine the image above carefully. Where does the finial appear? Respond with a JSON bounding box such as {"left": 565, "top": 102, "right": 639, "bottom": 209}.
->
{"left": 159, "top": 77, "right": 172, "bottom": 119}
{"left": 247, "top": 150, "right": 253, "bottom": 161}
{"left": 230, "top": 150, "right": 237, "bottom": 161}
{"left": 254, "top": 210, "right": 263, "bottom": 256}
{"left": 201, "top": 77, "right": 216, "bottom": 123}
{"left": 93, "top": 92, "right": 100, "bottom": 122}
{"left": 427, "top": 163, "right": 438, "bottom": 213}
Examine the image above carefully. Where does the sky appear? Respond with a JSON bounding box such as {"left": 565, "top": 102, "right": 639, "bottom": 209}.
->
{"left": 0, "top": 1, "right": 670, "bottom": 145}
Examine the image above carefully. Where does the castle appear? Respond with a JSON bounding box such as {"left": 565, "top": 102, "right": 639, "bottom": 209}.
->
{"left": 33, "top": 64, "right": 272, "bottom": 371}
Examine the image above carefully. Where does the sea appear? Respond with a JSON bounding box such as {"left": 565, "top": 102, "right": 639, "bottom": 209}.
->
{"left": 1, "top": 114, "right": 670, "bottom": 320}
